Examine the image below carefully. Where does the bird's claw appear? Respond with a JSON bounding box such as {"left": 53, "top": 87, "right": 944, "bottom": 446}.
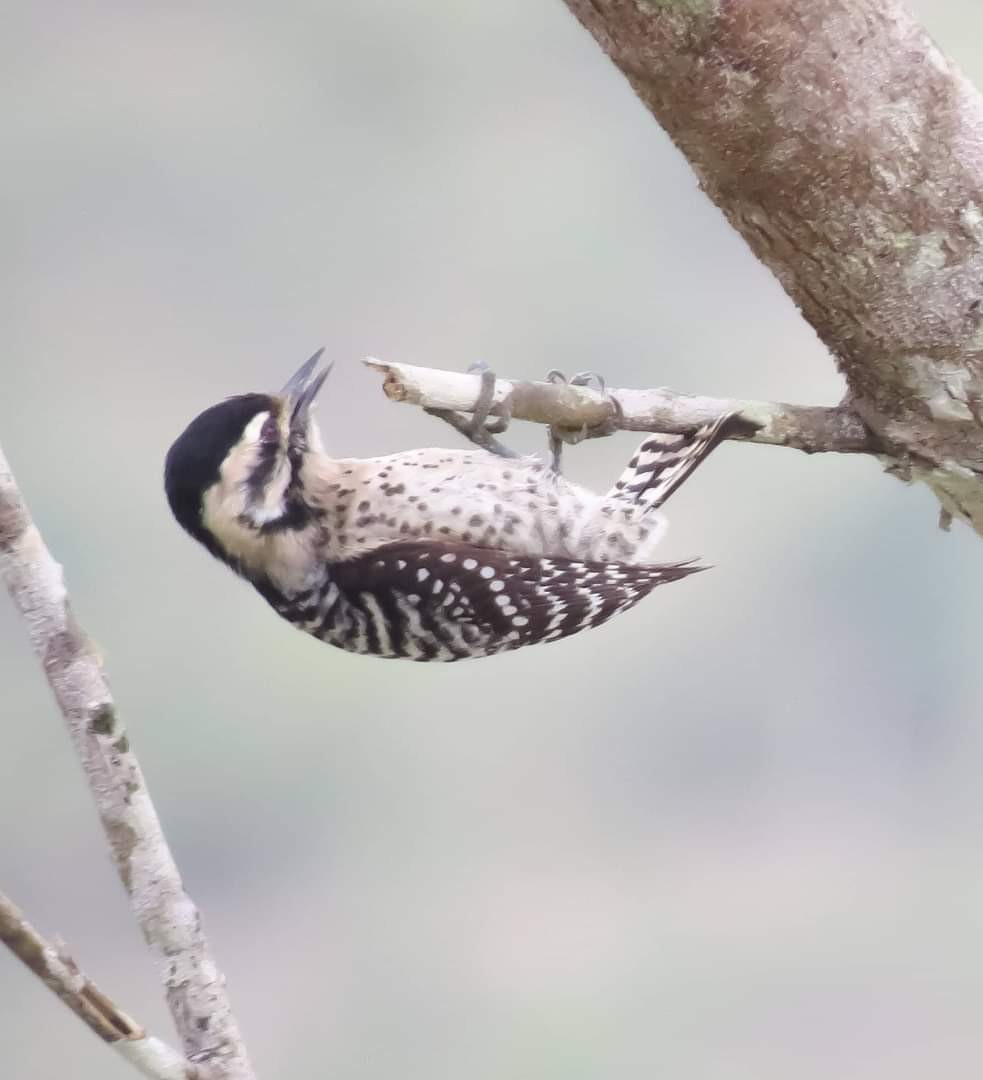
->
{"left": 545, "top": 369, "right": 624, "bottom": 473}
{"left": 423, "top": 361, "right": 519, "bottom": 459}
{"left": 467, "top": 362, "right": 512, "bottom": 436}
{"left": 547, "top": 369, "right": 608, "bottom": 395}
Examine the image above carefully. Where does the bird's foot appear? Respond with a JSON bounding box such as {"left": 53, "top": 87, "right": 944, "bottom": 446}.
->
{"left": 544, "top": 369, "right": 624, "bottom": 474}
{"left": 424, "top": 361, "right": 520, "bottom": 459}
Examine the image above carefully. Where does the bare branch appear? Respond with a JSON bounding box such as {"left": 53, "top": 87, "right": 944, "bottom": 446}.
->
{"left": 0, "top": 887, "right": 200, "bottom": 1080}
{"left": 0, "top": 442, "right": 256, "bottom": 1079}
{"left": 363, "top": 357, "right": 882, "bottom": 456}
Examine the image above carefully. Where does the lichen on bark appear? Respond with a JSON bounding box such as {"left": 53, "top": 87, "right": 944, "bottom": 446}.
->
{"left": 564, "top": 0, "right": 983, "bottom": 534}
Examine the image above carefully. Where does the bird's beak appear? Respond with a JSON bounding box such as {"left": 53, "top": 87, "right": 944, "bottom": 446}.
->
{"left": 281, "top": 347, "right": 333, "bottom": 427}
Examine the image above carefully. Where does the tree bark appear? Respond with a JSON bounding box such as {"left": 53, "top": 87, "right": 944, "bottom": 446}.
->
{"left": 0, "top": 888, "right": 201, "bottom": 1079}
{"left": 0, "top": 443, "right": 256, "bottom": 1079}
{"left": 562, "top": 0, "right": 983, "bottom": 533}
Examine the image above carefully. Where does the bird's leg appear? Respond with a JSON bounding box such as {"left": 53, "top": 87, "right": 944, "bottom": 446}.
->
{"left": 467, "top": 360, "right": 511, "bottom": 436}
{"left": 544, "top": 370, "right": 624, "bottom": 474}
{"left": 424, "top": 361, "right": 520, "bottom": 458}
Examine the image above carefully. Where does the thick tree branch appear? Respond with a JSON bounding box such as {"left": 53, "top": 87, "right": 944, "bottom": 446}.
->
{"left": 0, "top": 443, "right": 255, "bottom": 1079}
{"left": 561, "top": 0, "right": 983, "bottom": 534}
{"left": 364, "top": 357, "right": 882, "bottom": 455}
{"left": 0, "top": 887, "right": 199, "bottom": 1080}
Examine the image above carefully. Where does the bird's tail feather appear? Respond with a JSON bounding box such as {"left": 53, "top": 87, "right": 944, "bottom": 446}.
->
{"left": 607, "top": 412, "right": 736, "bottom": 511}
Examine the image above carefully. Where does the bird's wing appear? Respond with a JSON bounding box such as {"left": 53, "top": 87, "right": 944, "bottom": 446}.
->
{"left": 330, "top": 540, "right": 704, "bottom": 659}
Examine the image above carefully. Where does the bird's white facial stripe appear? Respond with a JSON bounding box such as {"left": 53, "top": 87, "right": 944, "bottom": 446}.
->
{"left": 243, "top": 411, "right": 270, "bottom": 444}
{"left": 232, "top": 410, "right": 292, "bottom": 522}
{"left": 199, "top": 407, "right": 295, "bottom": 545}
{"left": 248, "top": 500, "right": 289, "bottom": 524}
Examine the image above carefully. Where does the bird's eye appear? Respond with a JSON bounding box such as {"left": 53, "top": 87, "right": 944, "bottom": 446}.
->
{"left": 260, "top": 415, "right": 279, "bottom": 444}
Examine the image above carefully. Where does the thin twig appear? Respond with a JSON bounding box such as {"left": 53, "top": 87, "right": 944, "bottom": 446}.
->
{"left": 0, "top": 442, "right": 256, "bottom": 1079}
{"left": 363, "top": 357, "right": 884, "bottom": 456}
{"left": 0, "top": 887, "right": 200, "bottom": 1079}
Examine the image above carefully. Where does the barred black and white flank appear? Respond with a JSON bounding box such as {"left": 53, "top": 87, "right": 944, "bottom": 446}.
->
{"left": 164, "top": 352, "right": 730, "bottom": 661}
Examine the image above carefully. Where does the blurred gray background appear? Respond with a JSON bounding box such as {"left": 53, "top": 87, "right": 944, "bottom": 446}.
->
{"left": 3, "top": 2, "right": 983, "bottom": 1077}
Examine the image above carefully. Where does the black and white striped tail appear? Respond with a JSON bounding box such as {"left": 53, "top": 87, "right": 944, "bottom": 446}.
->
{"left": 608, "top": 412, "right": 735, "bottom": 511}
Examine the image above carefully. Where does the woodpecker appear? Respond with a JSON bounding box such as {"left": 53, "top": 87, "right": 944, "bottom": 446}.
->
{"left": 164, "top": 352, "right": 731, "bottom": 661}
